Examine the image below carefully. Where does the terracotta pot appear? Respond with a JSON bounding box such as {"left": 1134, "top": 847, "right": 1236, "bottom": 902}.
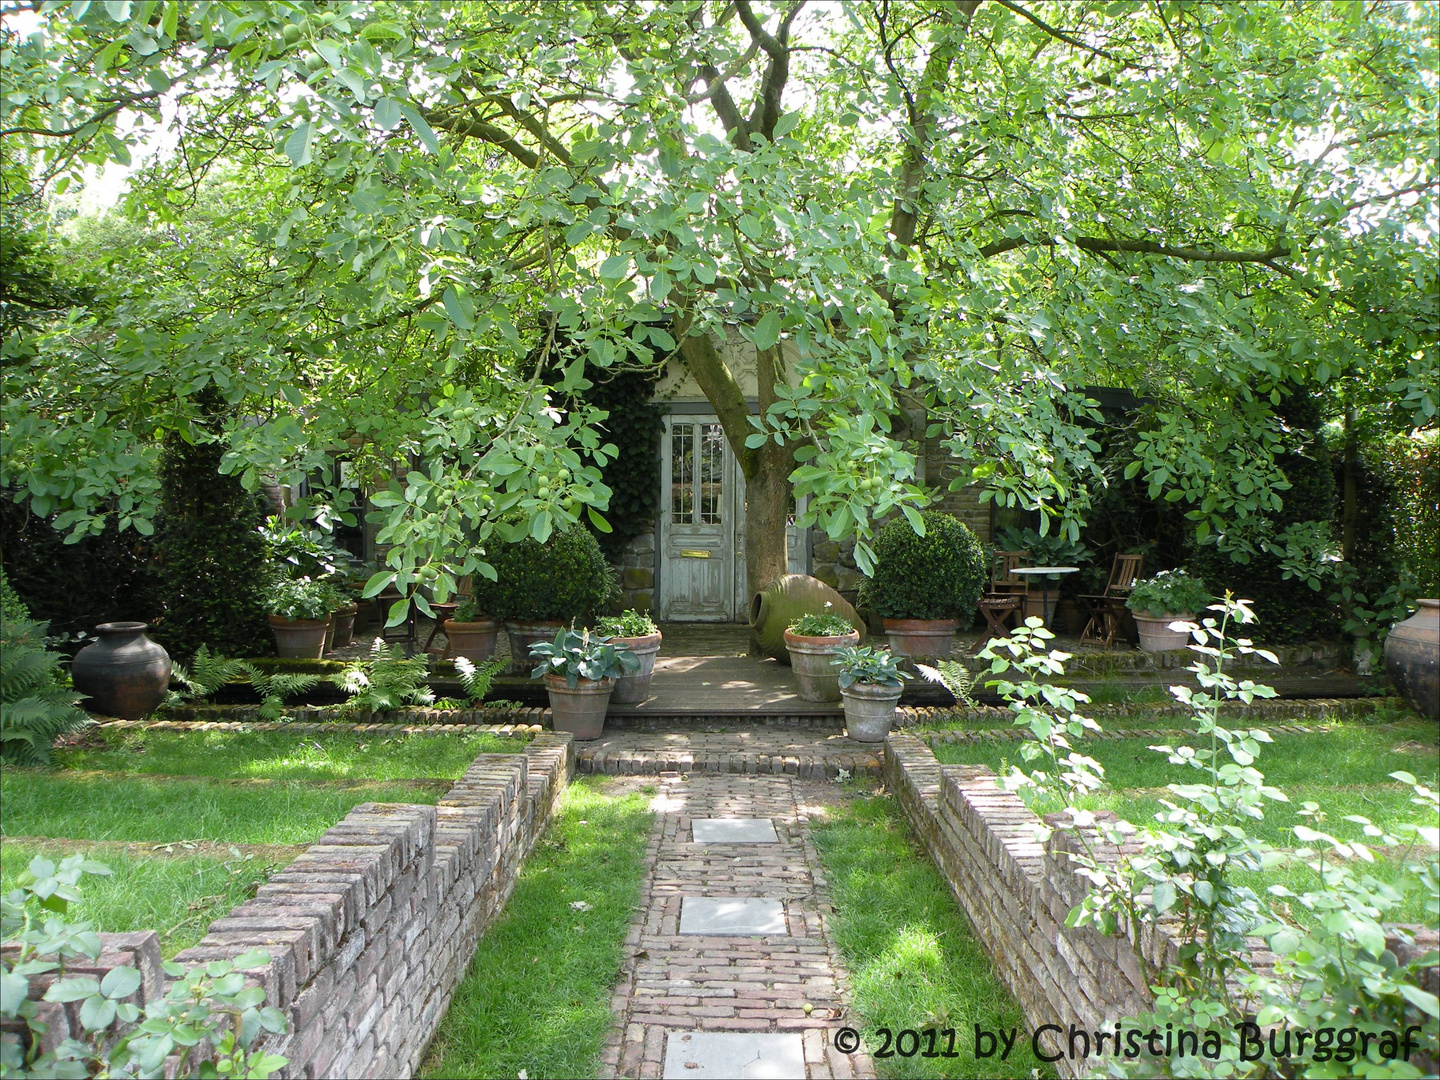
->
{"left": 506, "top": 619, "right": 568, "bottom": 664}
{"left": 1384, "top": 599, "right": 1439, "bottom": 721}
{"left": 71, "top": 622, "right": 171, "bottom": 720}
{"left": 1133, "top": 612, "right": 1194, "bottom": 652}
{"left": 1023, "top": 594, "right": 1060, "bottom": 626}
{"left": 331, "top": 604, "right": 358, "bottom": 649}
{"left": 544, "top": 672, "right": 615, "bottom": 740}
{"left": 444, "top": 618, "right": 500, "bottom": 664}
{"left": 269, "top": 614, "right": 331, "bottom": 659}
{"left": 783, "top": 629, "right": 861, "bottom": 702}
{"left": 882, "top": 618, "right": 958, "bottom": 659}
{"left": 609, "top": 631, "right": 663, "bottom": 704}
{"left": 841, "top": 681, "right": 903, "bottom": 743}
{"left": 750, "top": 575, "right": 865, "bottom": 662}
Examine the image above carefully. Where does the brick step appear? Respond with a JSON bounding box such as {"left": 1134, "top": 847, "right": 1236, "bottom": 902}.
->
{"left": 574, "top": 729, "right": 882, "bottom": 781}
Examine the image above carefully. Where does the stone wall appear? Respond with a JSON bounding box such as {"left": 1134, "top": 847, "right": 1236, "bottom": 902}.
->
{"left": 614, "top": 521, "right": 657, "bottom": 613}
{"left": 12, "top": 734, "right": 573, "bottom": 1080}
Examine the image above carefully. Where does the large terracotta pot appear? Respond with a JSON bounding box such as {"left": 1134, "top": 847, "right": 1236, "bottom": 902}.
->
{"left": 783, "top": 628, "right": 861, "bottom": 702}
{"left": 1133, "top": 612, "right": 1194, "bottom": 653}
{"left": 1384, "top": 599, "right": 1439, "bottom": 721}
{"left": 750, "top": 575, "right": 865, "bottom": 662}
{"left": 883, "top": 618, "right": 958, "bottom": 659}
{"left": 841, "top": 681, "right": 903, "bottom": 743}
{"left": 444, "top": 618, "right": 500, "bottom": 663}
{"left": 71, "top": 622, "right": 171, "bottom": 720}
{"left": 506, "top": 619, "right": 568, "bottom": 665}
{"left": 544, "top": 673, "right": 615, "bottom": 740}
{"left": 609, "top": 631, "right": 663, "bottom": 705}
{"left": 331, "top": 604, "right": 359, "bottom": 649}
{"left": 269, "top": 614, "right": 331, "bottom": 659}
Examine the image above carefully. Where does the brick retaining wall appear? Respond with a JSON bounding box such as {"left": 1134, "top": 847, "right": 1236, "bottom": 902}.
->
{"left": 11, "top": 733, "right": 573, "bottom": 1079}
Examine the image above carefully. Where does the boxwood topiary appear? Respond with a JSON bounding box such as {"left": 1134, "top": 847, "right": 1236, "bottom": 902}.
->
{"left": 858, "top": 511, "right": 987, "bottom": 620}
{"left": 471, "top": 527, "right": 619, "bottom": 622}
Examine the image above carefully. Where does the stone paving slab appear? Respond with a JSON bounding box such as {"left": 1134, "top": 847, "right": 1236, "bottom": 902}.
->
{"left": 602, "top": 772, "right": 874, "bottom": 1079}
{"left": 663, "top": 1032, "right": 806, "bottom": 1079}
{"left": 680, "top": 898, "right": 787, "bottom": 936}
{"left": 693, "top": 818, "right": 779, "bottom": 844}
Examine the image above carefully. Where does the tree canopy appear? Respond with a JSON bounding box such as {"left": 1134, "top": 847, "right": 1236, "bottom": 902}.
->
{"left": 2, "top": 0, "right": 1435, "bottom": 616}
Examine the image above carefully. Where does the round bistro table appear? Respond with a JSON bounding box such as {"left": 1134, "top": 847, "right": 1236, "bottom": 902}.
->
{"left": 1010, "top": 566, "right": 1080, "bottom": 630}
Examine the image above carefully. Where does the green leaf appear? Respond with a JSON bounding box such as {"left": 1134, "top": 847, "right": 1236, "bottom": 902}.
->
{"left": 1399, "top": 984, "right": 1440, "bottom": 1018}
{"left": 772, "top": 111, "right": 800, "bottom": 138}
{"left": 100, "top": 966, "right": 142, "bottom": 999}
{"left": 753, "top": 312, "right": 782, "bottom": 351}
{"left": 374, "top": 97, "right": 402, "bottom": 130}
{"left": 283, "top": 123, "right": 313, "bottom": 167}
{"left": 397, "top": 102, "right": 438, "bottom": 153}
{"left": 587, "top": 507, "right": 612, "bottom": 533}
{"left": 442, "top": 286, "right": 474, "bottom": 331}
{"left": 600, "top": 254, "right": 630, "bottom": 279}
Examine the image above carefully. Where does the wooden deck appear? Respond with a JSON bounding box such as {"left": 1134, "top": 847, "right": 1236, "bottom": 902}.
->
{"left": 608, "top": 655, "right": 843, "bottom": 717}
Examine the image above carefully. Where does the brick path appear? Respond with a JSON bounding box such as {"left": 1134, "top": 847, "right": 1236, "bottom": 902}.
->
{"left": 602, "top": 773, "right": 874, "bottom": 1080}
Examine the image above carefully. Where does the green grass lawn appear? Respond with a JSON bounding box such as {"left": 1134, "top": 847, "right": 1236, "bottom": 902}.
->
{"left": 1, "top": 728, "right": 520, "bottom": 952}
{"left": 931, "top": 719, "right": 1438, "bottom": 926}
{"left": 810, "top": 792, "right": 1053, "bottom": 1080}
{"left": 420, "top": 777, "right": 654, "bottom": 1080}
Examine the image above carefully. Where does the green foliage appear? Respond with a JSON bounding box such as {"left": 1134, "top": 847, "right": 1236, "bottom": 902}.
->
{"left": 265, "top": 576, "right": 341, "bottom": 621}
{"left": 168, "top": 644, "right": 252, "bottom": 702}
{"left": 0, "top": 568, "right": 29, "bottom": 622}
{"left": 993, "top": 525, "right": 1092, "bottom": 571}
{"left": 0, "top": 616, "right": 91, "bottom": 765}
{"left": 0, "top": 489, "right": 155, "bottom": 640}
{"left": 1, "top": 855, "right": 288, "bottom": 1079}
{"left": 591, "top": 609, "right": 658, "bottom": 639}
{"left": 1126, "top": 569, "right": 1213, "bottom": 616}
{"left": 1364, "top": 433, "right": 1440, "bottom": 596}
{"left": 831, "top": 646, "right": 912, "bottom": 691}
{"left": 858, "top": 512, "right": 986, "bottom": 621}
{"left": 260, "top": 518, "right": 361, "bottom": 586}
{"left": 786, "top": 611, "right": 856, "bottom": 637}
{"left": 452, "top": 595, "right": 490, "bottom": 623}
{"left": 454, "top": 656, "right": 504, "bottom": 704}
{"left": 914, "top": 659, "right": 975, "bottom": 705}
{"left": 471, "top": 529, "right": 619, "bottom": 622}
{"left": 149, "top": 432, "right": 273, "bottom": 659}
{"left": 528, "top": 628, "right": 639, "bottom": 688}
{"left": 166, "top": 645, "right": 323, "bottom": 721}
{"left": 331, "top": 639, "right": 433, "bottom": 716}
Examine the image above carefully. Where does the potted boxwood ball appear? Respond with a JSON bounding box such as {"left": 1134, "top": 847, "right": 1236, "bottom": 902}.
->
{"left": 529, "top": 628, "right": 639, "bottom": 740}
{"left": 444, "top": 595, "right": 501, "bottom": 663}
{"left": 1126, "top": 569, "right": 1212, "bottom": 652}
{"left": 858, "top": 511, "right": 987, "bottom": 659}
{"left": 783, "top": 609, "right": 861, "bottom": 702}
{"left": 833, "top": 645, "right": 913, "bottom": 743}
{"left": 266, "top": 577, "right": 338, "bottom": 658}
{"left": 592, "top": 609, "right": 663, "bottom": 704}
{"left": 470, "top": 529, "right": 619, "bottom": 662}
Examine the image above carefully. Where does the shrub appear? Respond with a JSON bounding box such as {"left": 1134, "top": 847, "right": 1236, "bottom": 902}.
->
{"left": 787, "top": 612, "right": 856, "bottom": 637}
{"left": 149, "top": 432, "right": 273, "bottom": 658}
{"left": 265, "top": 577, "right": 341, "bottom": 621}
{"left": 0, "top": 567, "right": 29, "bottom": 622}
{"left": 1126, "top": 569, "right": 1212, "bottom": 616}
{"left": 858, "top": 511, "right": 987, "bottom": 620}
{"left": 471, "top": 527, "right": 619, "bottom": 622}
{"left": 0, "top": 615, "right": 91, "bottom": 763}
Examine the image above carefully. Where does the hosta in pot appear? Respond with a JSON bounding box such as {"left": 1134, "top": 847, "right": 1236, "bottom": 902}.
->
{"left": 832, "top": 646, "right": 913, "bottom": 742}
{"left": 529, "top": 628, "right": 639, "bottom": 740}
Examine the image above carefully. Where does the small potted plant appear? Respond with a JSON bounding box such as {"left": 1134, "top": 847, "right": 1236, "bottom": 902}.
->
{"left": 444, "top": 595, "right": 501, "bottom": 663}
{"left": 266, "top": 577, "right": 338, "bottom": 658}
{"left": 832, "top": 645, "right": 913, "bottom": 742}
{"left": 592, "top": 609, "right": 663, "bottom": 704}
{"left": 529, "top": 627, "right": 640, "bottom": 740}
{"left": 1126, "top": 569, "right": 1212, "bottom": 651}
{"left": 470, "top": 530, "right": 619, "bottom": 662}
{"left": 858, "top": 511, "right": 987, "bottom": 658}
{"left": 783, "top": 608, "right": 861, "bottom": 702}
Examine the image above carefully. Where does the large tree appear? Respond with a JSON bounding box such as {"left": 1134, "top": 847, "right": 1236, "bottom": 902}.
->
{"left": 2, "top": 1, "right": 1435, "bottom": 619}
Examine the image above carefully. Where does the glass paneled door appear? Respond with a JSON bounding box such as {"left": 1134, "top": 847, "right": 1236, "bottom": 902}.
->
{"left": 659, "top": 417, "right": 737, "bottom": 620}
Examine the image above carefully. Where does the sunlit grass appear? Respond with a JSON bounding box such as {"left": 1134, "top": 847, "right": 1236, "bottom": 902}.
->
{"left": 1, "top": 842, "right": 275, "bottom": 958}
{"left": 420, "top": 777, "right": 653, "bottom": 1080}
{"left": 56, "top": 728, "right": 524, "bottom": 781}
{"left": 811, "top": 793, "right": 1052, "bottom": 1080}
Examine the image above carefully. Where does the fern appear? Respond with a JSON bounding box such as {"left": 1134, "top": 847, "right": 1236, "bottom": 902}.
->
{"left": 230, "top": 661, "right": 321, "bottom": 722}
{"left": 915, "top": 659, "right": 975, "bottom": 705}
{"left": 1, "top": 617, "right": 91, "bottom": 764}
{"left": 454, "top": 657, "right": 504, "bottom": 705}
{"left": 169, "top": 645, "right": 252, "bottom": 703}
{"left": 331, "top": 638, "right": 433, "bottom": 717}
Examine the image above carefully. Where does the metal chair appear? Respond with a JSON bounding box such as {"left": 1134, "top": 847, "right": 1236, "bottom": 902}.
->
{"left": 976, "top": 550, "right": 1030, "bottom": 650}
{"left": 1078, "top": 553, "right": 1145, "bottom": 647}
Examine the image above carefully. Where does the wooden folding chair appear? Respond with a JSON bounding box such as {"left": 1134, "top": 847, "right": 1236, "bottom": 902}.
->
{"left": 976, "top": 550, "right": 1030, "bottom": 651}
{"left": 1078, "top": 553, "right": 1145, "bottom": 647}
